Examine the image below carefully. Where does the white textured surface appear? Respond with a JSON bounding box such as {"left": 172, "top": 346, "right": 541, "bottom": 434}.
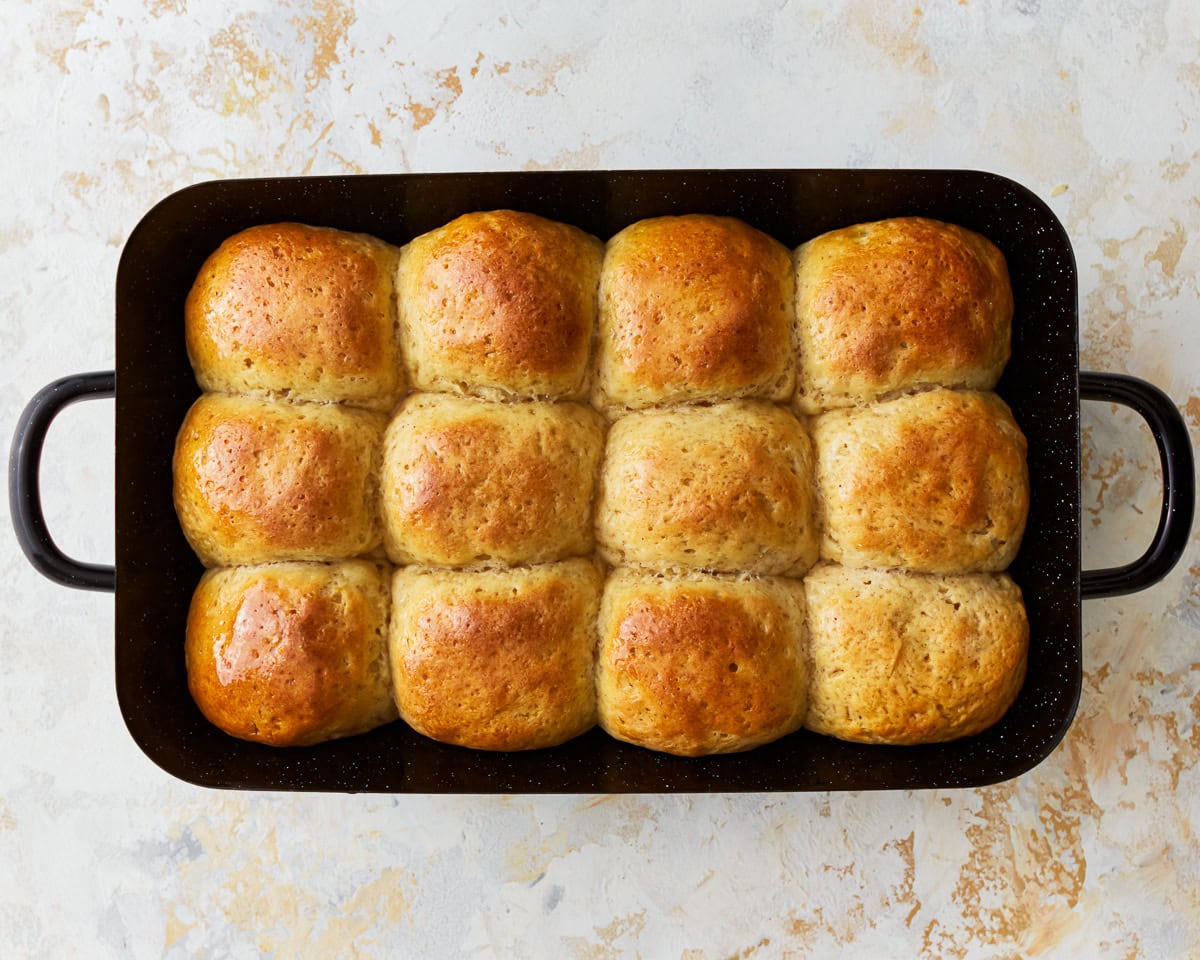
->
{"left": 2, "top": 2, "right": 1199, "bottom": 957}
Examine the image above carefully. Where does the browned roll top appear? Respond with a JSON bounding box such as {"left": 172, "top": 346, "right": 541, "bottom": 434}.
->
{"left": 185, "top": 561, "right": 397, "bottom": 747}
{"left": 397, "top": 209, "right": 603, "bottom": 400}
{"left": 595, "top": 214, "right": 795, "bottom": 412}
{"left": 185, "top": 222, "right": 402, "bottom": 410}
{"left": 794, "top": 216, "right": 1012, "bottom": 413}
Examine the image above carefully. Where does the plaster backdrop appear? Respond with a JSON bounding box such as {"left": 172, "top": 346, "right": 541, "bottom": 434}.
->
{"left": 1, "top": 1, "right": 1198, "bottom": 957}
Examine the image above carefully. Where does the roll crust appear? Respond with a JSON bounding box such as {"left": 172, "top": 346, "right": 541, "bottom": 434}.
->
{"left": 185, "top": 561, "right": 397, "bottom": 747}
{"left": 380, "top": 393, "right": 605, "bottom": 567}
{"left": 185, "top": 222, "right": 402, "bottom": 410}
{"left": 794, "top": 217, "right": 1012, "bottom": 413}
{"left": 173, "top": 394, "right": 386, "bottom": 567}
{"left": 389, "top": 561, "right": 602, "bottom": 751}
{"left": 595, "top": 401, "right": 818, "bottom": 575}
{"left": 596, "top": 570, "right": 809, "bottom": 756}
{"left": 594, "top": 215, "right": 795, "bottom": 412}
{"left": 396, "top": 210, "right": 603, "bottom": 400}
{"left": 803, "top": 563, "right": 1028, "bottom": 744}
{"left": 811, "top": 389, "right": 1029, "bottom": 573}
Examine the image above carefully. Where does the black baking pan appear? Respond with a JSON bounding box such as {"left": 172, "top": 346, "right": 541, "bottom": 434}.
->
{"left": 10, "top": 170, "right": 1196, "bottom": 792}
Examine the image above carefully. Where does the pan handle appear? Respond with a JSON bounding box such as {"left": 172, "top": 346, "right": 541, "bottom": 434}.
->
{"left": 9, "top": 371, "right": 117, "bottom": 592}
{"left": 1080, "top": 371, "right": 1195, "bottom": 599}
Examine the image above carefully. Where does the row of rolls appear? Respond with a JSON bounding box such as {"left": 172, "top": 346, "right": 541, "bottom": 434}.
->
{"left": 188, "top": 558, "right": 1028, "bottom": 756}
{"left": 175, "top": 209, "right": 1029, "bottom": 756}
{"left": 186, "top": 210, "right": 1012, "bottom": 416}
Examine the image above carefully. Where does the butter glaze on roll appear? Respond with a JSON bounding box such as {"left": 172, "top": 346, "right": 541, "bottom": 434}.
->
{"left": 396, "top": 210, "right": 603, "bottom": 400}
{"left": 594, "top": 215, "right": 795, "bottom": 413}
{"left": 389, "top": 561, "right": 602, "bottom": 751}
{"left": 185, "top": 222, "right": 402, "bottom": 411}
{"left": 811, "top": 388, "right": 1029, "bottom": 573}
{"left": 803, "top": 563, "right": 1028, "bottom": 745}
{"left": 793, "top": 217, "right": 1012, "bottom": 413}
{"left": 185, "top": 561, "right": 397, "bottom": 747}
{"left": 173, "top": 394, "right": 386, "bottom": 567}
{"left": 595, "top": 401, "right": 818, "bottom": 575}
{"left": 380, "top": 393, "right": 605, "bottom": 568}
{"left": 596, "top": 569, "right": 809, "bottom": 757}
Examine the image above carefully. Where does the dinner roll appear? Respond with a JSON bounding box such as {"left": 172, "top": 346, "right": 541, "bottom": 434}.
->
{"left": 596, "top": 569, "right": 808, "bottom": 757}
{"left": 185, "top": 222, "right": 402, "bottom": 410}
{"left": 173, "top": 394, "right": 386, "bottom": 567}
{"left": 390, "top": 561, "right": 602, "bottom": 751}
{"left": 793, "top": 217, "right": 1012, "bottom": 413}
{"left": 803, "top": 563, "right": 1028, "bottom": 744}
{"left": 185, "top": 561, "right": 397, "bottom": 747}
{"left": 396, "top": 210, "right": 603, "bottom": 400}
{"left": 594, "top": 215, "right": 795, "bottom": 413}
{"left": 811, "top": 389, "right": 1028, "bottom": 573}
{"left": 595, "top": 401, "right": 818, "bottom": 575}
{"left": 380, "top": 393, "right": 604, "bottom": 568}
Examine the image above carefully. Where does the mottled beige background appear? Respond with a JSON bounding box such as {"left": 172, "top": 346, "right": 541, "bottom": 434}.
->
{"left": 2, "top": 1, "right": 1198, "bottom": 958}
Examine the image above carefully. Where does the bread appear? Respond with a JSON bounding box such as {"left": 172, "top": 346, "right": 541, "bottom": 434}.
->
{"left": 595, "top": 401, "right": 818, "bottom": 575}
{"left": 396, "top": 210, "right": 603, "bottom": 400}
{"left": 178, "top": 210, "right": 1030, "bottom": 755}
{"left": 803, "top": 563, "right": 1028, "bottom": 744}
{"left": 173, "top": 394, "right": 386, "bottom": 567}
{"left": 185, "top": 561, "right": 397, "bottom": 747}
{"left": 793, "top": 217, "right": 1012, "bottom": 413}
{"left": 593, "top": 215, "right": 795, "bottom": 413}
{"left": 389, "top": 560, "right": 602, "bottom": 751}
{"left": 380, "top": 393, "right": 605, "bottom": 567}
{"left": 811, "top": 389, "right": 1029, "bottom": 573}
{"left": 596, "top": 569, "right": 809, "bottom": 756}
{"left": 185, "top": 222, "right": 402, "bottom": 411}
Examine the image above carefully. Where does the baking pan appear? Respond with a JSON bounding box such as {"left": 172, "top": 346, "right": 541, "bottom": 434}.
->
{"left": 10, "top": 170, "right": 1196, "bottom": 792}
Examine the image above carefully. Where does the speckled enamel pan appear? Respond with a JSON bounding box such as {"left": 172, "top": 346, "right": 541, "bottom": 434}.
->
{"left": 10, "top": 170, "right": 1195, "bottom": 792}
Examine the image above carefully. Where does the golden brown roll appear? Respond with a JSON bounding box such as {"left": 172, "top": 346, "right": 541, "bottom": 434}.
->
{"left": 811, "top": 389, "right": 1028, "bottom": 573}
{"left": 185, "top": 222, "right": 402, "bottom": 411}
{"left": 185, "top": 561, "right": 397, "bottom": 747}
{"left": 793, "top": 217, "right": 1012, "bottom": 413}
{"left": 594, "top": 215, "right": 795, "bottom": 413}
{"left": 803, "top": 563, "right": 1028, "bottom": 744}
{"left": 173, "top": 394, "right": 386, "bottom": 567}
{"left": 596, "top": 569, "right": 808, "bottom": 756}
{"left": 396, "top": 210, "right": 603, "bottom": 400}
{"left": 595, "top": 401, "right": 818, "bottom": 575}
{"left": 389, "top": 561, "right": 602, "bottom": 751}
{"left": 380, "top": 393, "right": 605, "bottom": 568}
